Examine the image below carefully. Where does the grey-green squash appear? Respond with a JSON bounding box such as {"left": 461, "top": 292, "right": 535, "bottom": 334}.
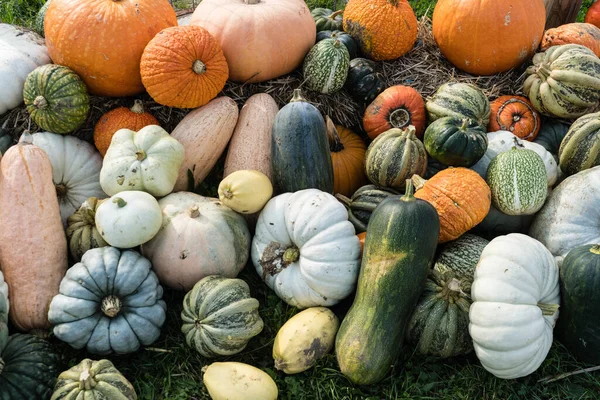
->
{"left": 65, "top": 197, "right": 108, "bottom": 262}
{"left": 558, "top": 111, "right": 600, "bottom": 176}
{"left": 486, "top": 148, "right": 548, "bottom": 216}
{"left": 335, "top": 185, "right": 400, "bottom": 233}
{"left": 303, "top": 38, "right": 350, "bottom": 94}
{"left": 181, "top": 275, "right": 263, "bottom": 358}
{"left": 425, "top": 82, "right": 490, "bottom": 128}
{"left": 423, "top": 117, "right": 488, "bottom": 167}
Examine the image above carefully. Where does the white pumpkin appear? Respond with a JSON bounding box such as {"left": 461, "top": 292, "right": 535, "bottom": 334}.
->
{"left": 471, "top": 130, "right": 558, "bottom": 187}
{"left": 100, "top": 125, "right": 185, "bottom": 197}
{"left": 251, "top": 189, "right": 361, "bottom": 308}
{"left": 95, "top": 191, "right": 162, "bottom": 248}
{"left": 469, "top": 233, "right": 560, "bottom": 380}
{"left": 0, "top": 24, "right": 51, "bottom": 115}
{"left": 530, "top": 165, "right": 600, "bottom": 266}
{"left": 32, "top": 131, "right": 105, "bottom": 225}
{"left": 0, "top": 270, "right": 8, "bottom": 314}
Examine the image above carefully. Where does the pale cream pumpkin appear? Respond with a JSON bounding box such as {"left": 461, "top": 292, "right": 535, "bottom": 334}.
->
{"left": 218, "top": 170, "right": 273, "bottom": 214}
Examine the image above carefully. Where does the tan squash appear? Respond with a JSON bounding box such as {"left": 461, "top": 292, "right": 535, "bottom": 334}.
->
{"left": 223, "top": 94, "right": 279, "bottom": 179}
{"left": 172, "top": 97, "right": 239, "bottom": 191}
{"left": 0, "top": 132, "right": 67, "bottom": 332}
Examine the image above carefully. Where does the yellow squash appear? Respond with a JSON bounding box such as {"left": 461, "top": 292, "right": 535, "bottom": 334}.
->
{"left": 203, "top": 362, "right": 278, "bottom": 400}
{"left": 217, "top": 170, "right": 273, "bottom": 214}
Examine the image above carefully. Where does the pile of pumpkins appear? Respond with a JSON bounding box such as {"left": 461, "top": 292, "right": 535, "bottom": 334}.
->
{"left": 1, "top": 0, "right": 600, "bottom": 399}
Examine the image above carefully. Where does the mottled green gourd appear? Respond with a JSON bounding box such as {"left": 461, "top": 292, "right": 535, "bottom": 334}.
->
{"left": 303, "top": 38, "right": 350, "bottom": 94}
{"left": 558, "top": 111, "right": 600, "bottom": 176}
{"left": 486, "top": 147, "right": 548, "bottom": 216}
{"left": 425, "top": 82, "right": 491, "bottom": 129}
{"left": 424, "top": 117, "right": 488, "bottom": 167}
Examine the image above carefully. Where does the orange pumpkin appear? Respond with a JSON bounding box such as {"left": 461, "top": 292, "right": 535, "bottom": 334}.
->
{"left": 189, "top": 0, "right": 315, "bottom": 83}
{"left": 93, "top": 100, "right": 159, "bottom": 156}
{"left": 363, "top": 85, "right": 426, "bottom": 140}
{"left": 412, "top": 168, "right": 491, "bottom": 243}
{"left": 44, "top": 0, "right": 177, "bottom": 97}
{"left": 140, "top": 26, "right": 229, "bottom": 109}
{"left": 541, "top": 23, "right": 600, "bottom": 58}
{"left": 488, "top": 96, "right": 540, "bottom": 141}
{"left": 343, "top": 0, "right": 417, "bottom": 61}
{"left": 357, "top": 231, "right": 366, "bottom": 255}
{"left": 585, "top": 2, "right": 600, "bottom": 29}
{"left": 326, "top": 117, "right": 368, "bottom": 197}
{"left": 432, "top": 0, "right": 546, "bottom": 75}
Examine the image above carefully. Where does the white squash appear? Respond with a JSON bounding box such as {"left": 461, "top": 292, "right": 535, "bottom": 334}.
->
{"left": 469, "top": 233, "right": 560, "bottom": 380}
{"left": 251, "top": 189, "right": 361, "bottom": 308}
{"left": 100, "top": 125, "right": 185, "bottom": 197}
{"left": 217, "top": 170, "right": 273, "bottom": 214}
{"left": 0, "top": 270, "right": 8, "bottom": 314}
{"left": 203, "top": 362, "right": 278, "bottom": 400}
{"left": 0, "top": 24, "right": 51, "bottom": 115}
{"left": 95, "top": 191, "right": 162, "bottom": 248}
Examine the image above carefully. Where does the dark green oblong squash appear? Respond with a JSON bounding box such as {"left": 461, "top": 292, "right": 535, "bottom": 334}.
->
{"left": 335, "top": 180, "right": 440, "bottom": 385}
{"left": 335, "top": 184, "right": 399, "bottom": 233}
{"left": 311, "top": 8, "right": 343, "bottom": 32}
{"left": 424, "top": 117, "right": 488, "bottom": 167}
{"left": 271, "top": 89, "right": 334, "bottom": 194}
{"left": 343, "top": 58, "right": 385, "bottom": 104}
{"left": 316, "top": 30, "right": 359, "bottom": 59}
{"left": 425, "top": 82, "right": 491, "bottom": 128}
{"left": 558, "top": 111, "right": 600, "bottom": 176}
{"left": 556, "top": 244, "right": 600, "bottom": 365}
{"left": 534, "top": 117, "right": 570, "bottom": 156}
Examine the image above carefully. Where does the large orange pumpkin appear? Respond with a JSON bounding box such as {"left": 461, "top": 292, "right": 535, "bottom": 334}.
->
{"left": 363, "top": 85, "right": 426, "bottom": 140}
{"left": 488, "top": 96, "right": 540, "bottom": 141}
{"left": 432, "top": 0, "right": 546, "bottom": 75}
{"left": 140, "top": 26, "right": 229, "bottom": 109}
{"left": 44, "top": 0, "right": 176, "bottom": 97}
{"left": 189, "top": 0, "right": 315, "bottom": 83}
{"left": 343, "top": 0, "right": 417, "bottom": 61}
{"left": 541, "top": 23, "right": 600, "bottom": 58}
{"left": 585, "top": 2, "right": 600, "bottom": 29}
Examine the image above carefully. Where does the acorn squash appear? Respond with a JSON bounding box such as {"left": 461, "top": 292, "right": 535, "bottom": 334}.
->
{"left": 312, "top": 8, "right": 343, "bottom": 32}
{"left": 424, "top": 117, "right": 487, "bottom": 167}
{"left": 343, "top": 58, "right": 385, "bottom": 104}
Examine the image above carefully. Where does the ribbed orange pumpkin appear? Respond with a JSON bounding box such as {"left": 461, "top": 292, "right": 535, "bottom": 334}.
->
{"left": 412, "top": 168, "right": 491, "bottom": 243}
{"left": 93, "top": 100, "right": 159, "bottom": 156}
{"left": 585, "top": 2, "right": 600, "bottom": 29}
{"left": 541, "top": 23, "right": 600, "bottom": 58}
{"left": 140, "top": 26, "right": 229, "bottom": 109}
{"left": 488, "top": 96, "right": 540, "bottom": 141}
{"left": 44, "top": 0, "right": 177, "bottom": 97}
{"left": 363, "top": 85, "right": 426, "bottom": 140}
{"left": 343, "top": 0, "right": 417, "bottom": 61}
{"left": 432, "top": 0, "right": 546, "bottom": 75}
{"left": 327, "top": 117, "right": 368, "bottom": 197}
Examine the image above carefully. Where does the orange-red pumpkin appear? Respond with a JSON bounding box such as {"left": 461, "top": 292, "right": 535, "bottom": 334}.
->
{"left": 140, "top": 26, "right": 229, "bottom": 109}
{"left": 357, "top": 231, "right": 366, "bottom": 255}
{"left": 541, "top": 23, "right": 600, "bottom": 58}
{"left": 432, "top": 0, "right": 546, "bottom": 75}
{"left": 363, "top": 85, "right": 426, "bottom": 140}
{"left": 488, "top": 96, "right": 540, "bottom": 141}
{"left": 44, "top": 0, "right": 177, "bottom": 97}
{"left": 585, "top": 2, "right": 600, "bottom": 29}
{"left": 93, "top": 100, "right": 159, "bottom": 156}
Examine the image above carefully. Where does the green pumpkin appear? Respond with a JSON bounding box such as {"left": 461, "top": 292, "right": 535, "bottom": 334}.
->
{"left": 335, "top": 184, "right": 400, "bottom": 233}
{"left": 182, "top": 275, "right": 263, "bottom": 358}
{"left": 534, "top": 117, "right": 570, "bottom": 156}
{"left": 51, "top": 359, "right": 137, "bottom": 400}
{"left": 426, "top": 82, "right": 491, "bottom": 129}
{"left": 473, "top": 204, "right": 534, "bottom": 240}
{"left": 558, "top": 111, "right": 600, "bottom": 176}
{"left": 34, "top": 0, "right": 51, "bottom": 37}
{"left": 486, "top": 148, "right": 548, "bottom": 216}
{"left": 424, "top": 155, "right": 448, "bottom": 178}
{"left": 556, "top": 244, "right": 600, "bottom": 365}
{"left": 66, "top": 197, "right": 108, "bottom": 262}
{"left": 311, "top": 8, "right": 343, "bottom": 32}
{"left": 23, "top": 64, "right": 90, "bottom": 134}
{"left": 364, "top": 125, "right": 428, "bottom": 189}
{"left": 48, "top": 247, "right": 166, "bottom": 355}
{"left": 303, "top": 39, "right": 350, "bottom": 94}
{"left": 343, "top": 58, "right": 384, "bottom": 104}
{"left": 316, "top": 30, "right": 358, "bottom": 59}
{"left": 0, "top": 334, "right": 60, "bottom": 399}
{"left": 424, "top": 117, "right": 488, "bottom": 167}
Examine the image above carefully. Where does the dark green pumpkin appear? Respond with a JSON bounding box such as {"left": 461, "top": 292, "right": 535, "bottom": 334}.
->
{"left": 303, "top": 39, "right": 350, "bottom": 94}
{"left": 271, "top": 89, "right": 334, "bottom": 194}
{"left": 335, "top": 184, "right": 399, "bottom": 233}
{"left": 0, "top": 334, "right": 59, "bottom": 399}
{"left": 316, "top": 30, "right": 359, "bottom": 59}
{"left": 0, "top": 122, "right": 13, "bottom": 156}
{"left": 424, "top": 117, "right": 488, "bottom": 167}
{"left": 311, "top": 8, "right": 343, "bottom": 32}
{"left": 343, "top": 58, "right": 385, "bottom": 104}
{"left": 558, "top": 111, "right": 600, "bottom": 176}
{"left": 534, "top": 117, "right": 570, "bottom": 156}
{"left": 23, "top": 64, "right": 90, "bottom": 134}
{"left": 335, "top": 180, "right": 440, "bottom": 385}
{"left": 34, "top": 0, "right": 51, "bottom": 37}
{"left": 556, "top": 244, "right": 600, "bottom": 365}
{"left": 425, "top": 155, "right": 448, "bottom": 178}
{"left": 426, "top": 82, "right": 490, "bottom": 129}
{"left": 473, "top": 204, "right": 534, "bottom": 239}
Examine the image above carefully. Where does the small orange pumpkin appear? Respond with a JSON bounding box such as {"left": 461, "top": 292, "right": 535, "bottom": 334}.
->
{"left": 357, "top": 231, "right": 366, "bottom": 255}
{"left": 363, "top": 85, "right": 426, "bottom": 140}
{"left": 488, "top": 96, "right": 540, "bottom": 141}
{"left": 412, "top": 168, "right": 491, "bottom": 243}
{"left": 326, "top": 117, "right": 368, "bottom": 197}
{"left": 140, "top": 26, "right": 229, "bottom": 109}
{"left": 541, "top": 23, "right": 600, "bottom": 57}
{"left": 585, "top": 2, "right": 600, "bottom": 29}
{"left": 93, "top": 100, "right": 159, "bottom": 156}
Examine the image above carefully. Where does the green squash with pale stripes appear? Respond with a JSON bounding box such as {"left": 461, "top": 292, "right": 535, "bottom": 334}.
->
{"left": 424, "top": 117, "right": 487, "bottom": 167}
{"left": 486, "top": 148, "right": 548, "bottom": 216}
{"left": 425, "top": 82, "right": 490, "bottom": 129}
{"left": 558, "top": 111, "right": 600, "bottom": 176}
{"left": 181, "top": 275, "right": 264, "bottom": 358}
{"left": 303, "top": 38, "right": 350, "bottom": 94}
{"left": 23, "top": 64, "right": 90, "bottom": 134}
{"left": 335, "top": 185, "right": 400, "bottom": 233}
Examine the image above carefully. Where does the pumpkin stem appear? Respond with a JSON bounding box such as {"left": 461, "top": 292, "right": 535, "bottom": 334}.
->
{"left": 18, "top": 131, "right": 34, "bottom": 145}
{"left": 459, "top": 118, "right": 471, "bottom": 131}
{"left": 192, "top": 60, "right": 206, "bottom": 75}
{"left": 512, "top": 137, "right": 524, "bottom": 148}
{"left": 389, "top": 108, "right": 411, "bottom": 130}
{"left": 334, "top": 193, "right": 352, "bottom": 208}
{"left": 403, "top": 125, "right": 417, "bottom": 138}
{"left": 387, "top": 0, "right": 400, "bottom": 6}
{"left": 326, "top": 116, "right": 344, "bottom": 152}
{"left": 330, "top": 9, "right": 343, "bottom": 19}
{"left": 244, "top": 0, "right": 260, "bottom": 4}
{"left": 136, "top": 149, "right": 146, "bottom": 161}
{"left": 410, "top": 174, "right": 427, "bottom": 191}
{"left": 537, "top": 64, "right": 551, "bottom": 80}
{"left": 401, "top": 179, "right": 415, "bottom": 201}
{"left": 274, "top": 358, "right": 287, "bottom": 371}
{"left": 290, "top": 89, "right": 306, "bottom": 103}
{"left": 223, "top": 189, "right": 234, "bottom": 200}
{"left": 260, "top": 242, "right": 298, "bottom": 279}
{"left": 33, "top": 95, "right": 48, "bottom": 109}
{"left": 112, "top": 197, "right": 127, "bottom": 208}
{"left": 590, "top": 245, "right": 600, "bottom": 255}
{"left": 130, "top": 99, "right": 145, "bottom": 114}
{"left": 101, "top": 295, "right": 122, "bottom": 317}
{"left": 537, "top": 302, "right": 559, "bottom": 316}
{"left": 78, "top": 359, "right": 97, "bottom": 390}
{"left": 283, "top": 246, "right": 300, "bottom": 264}
{"left": 55, "top": 183, "right": 68, "bottom": 200}
{"left": 189, "top": 205, "right": 200, "bottom": 218}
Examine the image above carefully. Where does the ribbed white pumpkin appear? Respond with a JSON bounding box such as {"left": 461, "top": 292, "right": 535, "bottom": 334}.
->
{"left": 469, "top": 233, "right": 560, "bottom": 379}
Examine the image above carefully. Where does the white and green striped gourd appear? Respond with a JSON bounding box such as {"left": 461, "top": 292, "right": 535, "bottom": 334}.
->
{"left": 486, "top": 148, "right": 548, "bottom": 216}
{"left": 303, "top": 38, "right": 350, "bottom": 94}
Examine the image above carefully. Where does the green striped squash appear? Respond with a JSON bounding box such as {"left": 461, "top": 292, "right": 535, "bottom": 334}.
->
{"left": 303, "top": 38, "right": 350, "bottom": 94}
{"left": 181, "top": 275, "right": 264, "bottom": 358}
{"left": 423, "top": 117, "right": 487, "bottom": 167}
{"left": 23, "top": 64, "right": 90, "bottom": 134}
{"left": 425, "top": 82, "right": 490, "bottom": 128}
{"left": 34, "top": 0, "right": 51, "bottom": 37}
{"left": 335, "top": 185, "right": 400, "bottom": 233}
{"left": 534, "top": 117, "right": 570, "bottom": 156}
{"left": 486, "top": 148, "right": 548, "bottom": 216}
{"left": 364, "top": 125, "right": 427, "bottom": 190}
{"left": 558, "top": 111, "right": 600, "bottom": 176}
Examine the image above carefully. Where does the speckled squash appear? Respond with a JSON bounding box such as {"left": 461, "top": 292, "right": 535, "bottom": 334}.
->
{"left": 488, "top": 95, "right": 540, "bottom": 141}
{"left": 558, "top": 111, "right": 600, "bottom": 176}
{"left": 426, "top": 82, "right": 490, "bottom": 128}
{"left": 541, "top": 23, "right": 600, "bottom": 57}
{"left": 424, "top": 117, "right": 487, "bottom": 167}
{"left": 66, "top": 197, "right": 108, "bottom": 262}
{"left": 303, "top": 39, "right": 350, "bottom": 94}
{"left": 316, "top": 30, "right": 359, "bottom": 59}
{"left": 335, "top": 185, "right": 400, "bottom": 233}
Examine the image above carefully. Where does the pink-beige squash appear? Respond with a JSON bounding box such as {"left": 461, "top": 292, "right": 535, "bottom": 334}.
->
{"left": 172, "top": 97, "right": 239, "bottom": 192}
{"left": 0, "top": 132, "right": 67, "bottom": 332}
